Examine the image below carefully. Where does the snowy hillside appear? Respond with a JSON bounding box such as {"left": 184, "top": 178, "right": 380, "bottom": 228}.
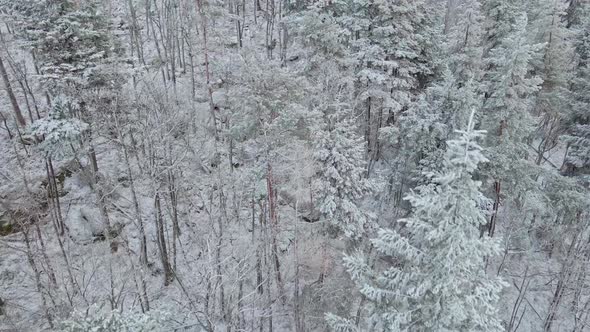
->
{"left": 0, "top": 0, "right": 589, "bottom": 331}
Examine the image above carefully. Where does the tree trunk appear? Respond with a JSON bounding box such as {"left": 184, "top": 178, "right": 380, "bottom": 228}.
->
{"left": 125, "top": 142, "right": 148, "bottom": 266}
{"left": 488, "top": 180, "right": 501, "bottom": 237}
{"left": 266, "top": 163, "right": 285, "bottom": 304}
{"left": 45, "top": 158, "right": 64, "bottom": 236}
{"left": 543, "top": 230, "right": 580, "bottom": 332}
{"left": 195, "top": 0, "right": 219, "bottom": 140}
{"left": 22, "top": 226, "right": 54, "bottom": 328}
{"left": 155, "top": 193, "right": 174, "bottom": 285}
{"left": 0, "top": 54, "right": 26, "bottom": 127}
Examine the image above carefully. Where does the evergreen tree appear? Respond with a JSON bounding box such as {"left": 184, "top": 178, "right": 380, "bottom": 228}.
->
{"left": 29, "top": 96, "right": 89, "bottom": 159}
{"left": 19, "top": 0, "right": 122, "bottom": 96}
{"left": 481, "top": 13, "right": 544, "bottom": 205}
{"left": 448, "top": 0, "right": 485, "bottom": 82}
{"left": 333, "top": 0, "right": 435, "bottom": 162}
{"left": 563, "top": 7, "right": 590, "bottom": 178}
{"left": 392, "top": 69, "right": 481, "bottom": 205}
{"left": 394, "top": 0, "right": 485, "bottom": 193}
{"left": 314, "top": 110, "right": 374, "bottom": 239}
{"left": 328, "top": 111, "right": 504, "bottom": 332}
{"left": 533, "top": 0, "right": 576, "bottom": 165}
{"left": 383, "top": 0, "right": 482, "bottom": 208}
{"left": 290, "top": 2, "right": 352, "bottom": 71}
{"left": 13, "top": 0, "right": 124, "bottom": 150}
{"left": 482, "top": 0, "right": 520, "bottom": 53}
{"left": 293, "top": 2, "right": 374, "bottom": 239}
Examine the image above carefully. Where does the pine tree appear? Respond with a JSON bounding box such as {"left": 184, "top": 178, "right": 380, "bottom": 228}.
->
{"left": 388, "top": 0, "right": 483, "bottom": 202}
{"left": 328, "top": 110, "right": 504, "bottom": 332}
{"left": 314, "top": 110, "right": 374, "bottom": 239}
{"left": 293, "top": 1, "right": 373, "bottom": 239}
{"left": 478, "top": 12, "right": 545, "bottom": 237}
{"left": 29, "top": 96, "right": 89, "bottom": 158}
{"left": 480, "top": 13, "right": 544, "bottom": 208}
{"left": 403, "top": 72, "right": 483, "bottom": 177}
{"left": 22, "top": 0, "right": 122, "bottom": 95}
{"left": 448, "top": 0, "right": 485, "bottom": 82}
{"left": 482, "top": 0, "right": 520, "bottom": 53}
{"left": 289, "top": 2, "right": 352, "bottom": 71}
{"left": 533, "top": 0, "right": 576, "bottom": 165}
{"left": 563, "top": 7, "right": 590, "bottom": 178}
{"left": 13, "top": 0, "right": 124, "bottom": 147}
{"left": 333, "top": 0, "right": 434, "bottom": 162}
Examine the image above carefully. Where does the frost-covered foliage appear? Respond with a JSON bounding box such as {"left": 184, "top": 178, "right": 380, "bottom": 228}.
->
{"left": 483, "top": 0, "right": 521, "bottom": 52}
{"left": 59, "top": 310, "right": 168, "bottom": 332}
{"left": 325, "top": 314, "right": 357, "bottom": 332}
{"left": 448, "top": 0, "right": 485, "bottom": 82}
{"left": 17, "top": 0, "right": 122, "bottom": 93}
{"left": 326, "top": 0, "right": 438, "bottom": 162}
{"left": 564, "top": 11, "right": 590, "bottom": 176}
{"left": 400, "top": 69, "right": 484, "bottom": 183}
{"left": 397, "top": 75, "right": 483, "bottom": 193}
{"left": 289, "top": 3, "right": 351, "bottom": 68}
{"left": 314, "top": 111, "right": 374, "bottom": 239}
{"left": 225, "top": 53, "right": 313, "bottom": 146}
{"left": 481, "top": 13, "right": 544, "bottom": 198}
{"left": 329, "top": 112, "right": 504, "bottom": 331}
{"left": 29, "top": 96, "right": 88, "bottom": 158}
{"left": 293, "top": 5, "right": 374, "bottom": 239}
{"left": 347, "top": 0, "right": 434, "bottom": 119}
{"left": 344, "top": 0, "right": 433, "bottom": 113}
{"left": 532, "top": 1, "right": 576, "bottom": 157}
{"left": 565, "top": 123, "right": 590, "bottom": 171}
{"left": 2, "top": 0, "right": 590, "bottom": 330}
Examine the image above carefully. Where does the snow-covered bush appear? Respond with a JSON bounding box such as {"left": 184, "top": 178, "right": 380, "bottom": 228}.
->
{"left": 29, "top": 96, "right": 89, "bottom": 159}
{"left": 59, "top": 310, "right": 168, "bottom": 332}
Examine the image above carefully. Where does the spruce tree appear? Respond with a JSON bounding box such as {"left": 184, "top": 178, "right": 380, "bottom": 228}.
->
{"left": 314, "top": 110, "right": 374, "bottom": 239}
{"left": 448, "top": 0, "right": 485, "bottom": 82}
{"left": 396, "top": 0, "right": 485, "bottom": 191}
{"left": 482, "top": 0, "right": 520, "bottom": 53}
{"left": 533, "top": 0, "right": 576, "bottom": 165}
{"left": 335, "top": 0, "right": 435, "bottom": 162}
{"left": 21, "top": 0, "right": 122, "bottom": 96}
{"left": 480, "top": 13, "right": 544, "bottom": 209}
{"left": 563, "top": 8, "right": 590, "bottom": 178}
{"left": 29, "top": 96, "right": 89, "bottom": 158}
{"left": 328, "top": 111, "right": 505, "bottom": 332}
{"left": 397, "top": 69, "right": 483, "bottom": 190}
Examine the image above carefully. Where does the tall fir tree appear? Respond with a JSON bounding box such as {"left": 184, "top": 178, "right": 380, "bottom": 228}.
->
{"left": 480, "top": 13, "right": 544, "bottom": 237}
{"left": 327, "top": 110, "right": 504, "bottom": 332}
{"left": 533, "top": 0, "right": 576, "bottom": 165}
{"left": 394, "top": 0, "right": 484, "bottom": 196}
{"left": 331, "top": 0, "right": 435, "bottom": 164}
{"left": 397, "top": 70, "right": 483, "bottom": 191}
{"left": 563, "top": 4, "right": 590, "bottom": 179}
{"left": 314, "top": 110, "right": 374, "bottom": 239}
{"left": 293, "top": 4, "right": 374, "bottom": 239}
{"left": 20, "top": 0, "right": 123, "bottom": 96}
{"left": 482, "top": 0, "right": 521, "bottom": 53}
{"left": 448, "top": 0, "right": 485, "bottom": 83}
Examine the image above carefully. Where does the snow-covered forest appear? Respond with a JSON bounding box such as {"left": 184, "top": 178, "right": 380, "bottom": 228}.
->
{"left": 0, "top": 0, "right": 589, "bottom": 330}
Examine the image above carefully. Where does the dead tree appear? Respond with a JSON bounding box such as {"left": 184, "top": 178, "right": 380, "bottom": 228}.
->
{"left": 0, "top": 54, "right": 26, "bottom": 127}
{"left": 155, "top": 192, "right": 174, "bottom": 285}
